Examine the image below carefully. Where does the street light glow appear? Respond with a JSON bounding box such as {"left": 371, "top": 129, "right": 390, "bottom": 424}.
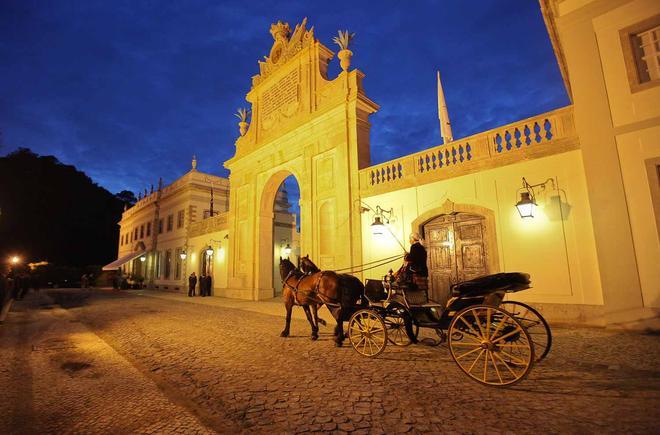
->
{"left": 10, "top": 255, "right": 20, "bottom": 265}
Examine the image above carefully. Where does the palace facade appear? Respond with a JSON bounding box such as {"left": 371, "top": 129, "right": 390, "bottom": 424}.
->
{"left": 106, "top": 0, "right": 659, "bottom": 328}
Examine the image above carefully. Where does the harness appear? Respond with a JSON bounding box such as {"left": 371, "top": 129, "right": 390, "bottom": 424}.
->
{"left": 282, "top": 269, "right": 326, "bottom": 306}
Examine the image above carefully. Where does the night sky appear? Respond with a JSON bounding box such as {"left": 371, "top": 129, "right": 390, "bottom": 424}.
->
{"left": 0, "top": 0, "right": 569, "bottom": 195}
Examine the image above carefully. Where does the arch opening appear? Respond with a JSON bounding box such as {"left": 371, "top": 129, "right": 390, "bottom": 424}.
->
{"left": 257, "top": 170, "right": 302, "bottom": 298}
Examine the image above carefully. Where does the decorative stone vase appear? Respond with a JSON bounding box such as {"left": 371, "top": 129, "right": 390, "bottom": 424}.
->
{"left": 338, "top": 49, "right": 352, "bottom": 72}
{"left": 239, "top": 121, "right": 248, "bottom": 136}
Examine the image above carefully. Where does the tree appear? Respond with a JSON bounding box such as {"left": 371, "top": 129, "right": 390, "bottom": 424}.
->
{"left": 0, "top": 148, "right": 125, "bottom": 267}
{"left": 115, "top": 190, "right": 137, "bottom": 207}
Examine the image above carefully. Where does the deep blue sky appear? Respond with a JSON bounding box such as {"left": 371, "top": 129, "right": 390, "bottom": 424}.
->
{"left": 0, "top": 0, "right": 569, "bottom": 195}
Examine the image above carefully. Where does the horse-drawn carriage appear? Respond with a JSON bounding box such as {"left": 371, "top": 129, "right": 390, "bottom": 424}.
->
{"left": 279, "top": 257, "right": 552, "bottom": 387}
{"left": 348, "top": 272, "right": 551, "bottom": 386}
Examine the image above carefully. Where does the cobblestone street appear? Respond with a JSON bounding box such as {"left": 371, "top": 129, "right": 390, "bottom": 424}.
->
{"left": 1, "top": 288, "right": 658, "bottom": 434}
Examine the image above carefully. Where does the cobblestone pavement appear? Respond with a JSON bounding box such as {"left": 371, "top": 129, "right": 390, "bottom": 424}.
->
{"left": 2, "top": 288, "right": 659, "bottom": 434}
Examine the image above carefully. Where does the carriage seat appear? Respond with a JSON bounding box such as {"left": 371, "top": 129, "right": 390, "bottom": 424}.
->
{"left": 451, "top": 272, "right": 531, "bottom": 297}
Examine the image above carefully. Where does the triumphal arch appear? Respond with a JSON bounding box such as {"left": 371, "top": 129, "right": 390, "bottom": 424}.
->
{"left": 223, "top": 19, "right": 378, "bottom": 299}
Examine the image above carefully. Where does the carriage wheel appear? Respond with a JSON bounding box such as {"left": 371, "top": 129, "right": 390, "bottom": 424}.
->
{"left": 348, "top": 310, "right": 388, "bottom": 357}
{"left": 499, "top": 301, "right": 552, "bottom": 362}
{"left": 448, "top": 305, "right": 534, "bottom": 387}
{"left": 384, "top": 314, "right": 411, "bottom": 346}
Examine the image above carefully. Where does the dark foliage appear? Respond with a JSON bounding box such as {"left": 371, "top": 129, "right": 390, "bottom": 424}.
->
{"left": 115, "top": 190, "right": 137, "bottom": 207}
{"left": 0, "top": 148, "right": 127, "bottom": 267}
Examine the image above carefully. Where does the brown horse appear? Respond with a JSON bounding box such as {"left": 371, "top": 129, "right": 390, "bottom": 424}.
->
{"left": 279, "top": 257, "right": 363, "bottom": 346}
{"left": 300, "top": 255, "right": 365, "bottom": 296}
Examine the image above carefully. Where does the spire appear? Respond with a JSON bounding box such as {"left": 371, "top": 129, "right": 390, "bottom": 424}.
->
{"left": 192, "top": 154, "right": 197, "bottom": 171}
{"left": 437, "top": 70, "right": 453, "bottom": 144}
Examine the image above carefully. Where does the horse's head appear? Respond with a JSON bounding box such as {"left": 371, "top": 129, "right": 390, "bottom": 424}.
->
{"left": 279, "top": 257, "right": 296, "bottom": 281}
{"left": 300, "top": 255, "right": 321, "bottom": 274}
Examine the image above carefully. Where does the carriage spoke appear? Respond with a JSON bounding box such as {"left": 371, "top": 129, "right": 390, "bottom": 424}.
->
{"left": 459, "top": 316, "right": 482, "bottom": 339}
{"left": 489, "top": 316, "right": 507, "bottom": 341}
{"left": 493, "top": 351, "right": 522, "bottom": 378}
{"left": 467, "top": 349, "right": 485, "bottom": 374}
{"left": 491, "top": 326, "right": 524, "bottom": 344}
{"left": 483, "top": 348, "right": 489, "bottom": 382}
{"left": 455, "top": 345, "right": 484, "bottom": 360}
{"left": 499, "top": 350, "right": 528, "bottom": 366}
{"left": 490, "top": 351, "right": 504, "bottom": 384}
{"left": 472, "top": 310, "right": 487, "bottom": 339}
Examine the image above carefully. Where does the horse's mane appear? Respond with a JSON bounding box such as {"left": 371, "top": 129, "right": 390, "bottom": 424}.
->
{"left": 300, "top": 256, "right": 321, "bottom": 273}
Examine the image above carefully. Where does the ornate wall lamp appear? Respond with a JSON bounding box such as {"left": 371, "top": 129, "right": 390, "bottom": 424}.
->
{"left": 179, "top": 250, "right": 187, "bottom": 260}
{"left": 358, "top": 202, "right": 406, "bottom": 251}
{"left": 515, "top": 177, "right": 556, "bottom": 218}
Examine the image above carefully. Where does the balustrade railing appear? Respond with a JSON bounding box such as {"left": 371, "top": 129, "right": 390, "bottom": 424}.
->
{"left": 359, "top": 105, "right": 577, "bottom": 195}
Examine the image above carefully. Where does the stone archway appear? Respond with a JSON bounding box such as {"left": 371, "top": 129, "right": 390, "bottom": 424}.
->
{"left": 222, "top": 19, "right": 379, "bottom": 300}
{"left": 257, "top": 169, "right": 303, "bottom": 299}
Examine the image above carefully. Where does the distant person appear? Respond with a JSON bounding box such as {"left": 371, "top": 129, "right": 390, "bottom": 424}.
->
{"left": 199, "top": 273, "right": 207, "bottom": 297}
{"left": 81, "top": 274, "right": 88, "bottom": 289}
{"left": 204, "top": 274, "right": 212, "bottom": 297}
{"left": 188, "top": 272, "right": 197, "bottom": 297}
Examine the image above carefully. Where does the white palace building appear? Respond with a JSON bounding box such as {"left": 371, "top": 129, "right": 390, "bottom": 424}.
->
{"left": 104, "top": 0, "right": 660, "bottom": 329}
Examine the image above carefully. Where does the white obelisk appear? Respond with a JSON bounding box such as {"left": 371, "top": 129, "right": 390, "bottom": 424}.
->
{"left": 437, "top": 70, "right": 453, "bottom": 144}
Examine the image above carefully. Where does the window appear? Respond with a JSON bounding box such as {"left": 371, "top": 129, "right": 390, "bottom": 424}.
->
{"left": 140, "top": 224, "right": 144, "bottom": 239}
{"left": 167, "top": 214, "right": 173, "bottom": 232}
{"left": 119, "top": 234, "right": 123, "bottom": 246}
{"left": 146, "top": 222, "right": 151, "bottom": 237}
{"left": 134, "top": 228, "right": 138, "bottom": 240}
{"left": 129, "top": 231, "right": 133, "bottom": 243}
{"left": 621, "top": 14, "right": 660, "bottom": 92}
{"left": 164, "top": 250, "right": 172, "bottom": 279}
{"left": 158, "top": 219, "right": 163, "bottom": 234}
{"left": 177, "top": 210, "right": 185, "bottom": 229}
{"left": 175, "top": 248, "right": 182, "bottom": 279}
{"left": 646, "top": 157, "right": 660, "bottom": 239}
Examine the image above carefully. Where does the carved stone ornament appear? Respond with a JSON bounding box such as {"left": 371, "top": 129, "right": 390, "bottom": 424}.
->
{"left": 252, "top": 18, "right": 315, "bottom": 88}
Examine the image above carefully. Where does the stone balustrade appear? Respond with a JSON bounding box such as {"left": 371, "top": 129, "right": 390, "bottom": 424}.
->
{"left": 359, "top": 105, "right": 577, "bottom": 196}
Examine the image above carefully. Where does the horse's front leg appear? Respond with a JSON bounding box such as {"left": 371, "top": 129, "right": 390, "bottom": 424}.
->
{"left": 333, "top": 307, "right": 344, "bottom": 347}
{"left": 302, "top": 305, "right": 319, "bottom": 340}
{"left": 280, "top": 294, "right": 293, "bottom": 337}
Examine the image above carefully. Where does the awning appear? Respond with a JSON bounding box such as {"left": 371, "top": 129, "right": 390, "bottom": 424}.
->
{"left": 102, "top": 250, "right": 146, "bottom": 271}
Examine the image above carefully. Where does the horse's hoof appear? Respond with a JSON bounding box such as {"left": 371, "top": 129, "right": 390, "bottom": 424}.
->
{"left": 280, "top": 331, "right": 289, "bottom": 337}
{"left": 311, "top": 335, "right": 318, "bottom": 341}
{"left": 335, "top": 341, "right": 343, "bottom": 347}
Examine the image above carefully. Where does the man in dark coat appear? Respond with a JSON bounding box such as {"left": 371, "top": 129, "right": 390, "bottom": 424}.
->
{"left": 188, "top": 272, "right": 197, "bottom": 297}
{"left": 199, "top": 273, "right": 206, "bottom": 297}
{"left": 204, "top": 274, "right": 212, "bottom": 297}
{"left": 407, "top": 233, "right": 428, "bottom": 278}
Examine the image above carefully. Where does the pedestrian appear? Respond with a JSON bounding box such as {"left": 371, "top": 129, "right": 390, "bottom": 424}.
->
{"left": 81, "top": 274, "right": 88, "bottom": 289}
{"left": 199, "top": 273, "right": 206, "bottom": 297}
{"left": 204, "top": 274, "right": 213, "bottom": 297}
{"left": 188, "top": 272, "right": 197, "bottom": 297}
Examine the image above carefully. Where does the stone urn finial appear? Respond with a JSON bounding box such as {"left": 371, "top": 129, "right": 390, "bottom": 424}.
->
{"left": 192, "top": 154, "right": 197, "bottom": 170}
{"left": 235, "top": 108, "right": 250, "bottom": 136}
{"left": 333, "top": 30, "right": 355, "bottom": 72}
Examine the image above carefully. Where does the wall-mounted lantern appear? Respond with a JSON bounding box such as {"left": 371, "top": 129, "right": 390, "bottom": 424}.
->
{"left": 280, "top": 239, "right": 292, "bottom": 257}
{"left": 515, "top": 177, "right": 555, "bottom": 219}
{"left": 139, "top": 255, "right": 146, "bottom": 262}
{"left": 359, "top": 201, "right": 406, "bottom": 251}
{"left": 205, "top": 245, "right": 214, "bottom": 256}
{"left": 179, "top": 250, "right": 187, "bottom": 260}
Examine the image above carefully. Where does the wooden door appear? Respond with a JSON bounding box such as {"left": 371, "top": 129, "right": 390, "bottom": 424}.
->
{"left": 424, "top": 213, "right": 488, "bottom": 302}
{"left": 454, "top": 218, "right": 487, "bottom": 282}
{"left": 426, "top": 219, "right": 456, "bottom": 303}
